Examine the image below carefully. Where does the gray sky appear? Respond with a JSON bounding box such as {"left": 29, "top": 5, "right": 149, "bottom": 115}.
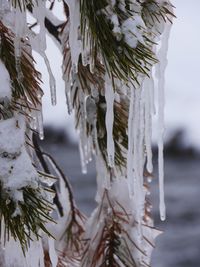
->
{"left": 164, "top": 0, "right": 200, "bottom": 147}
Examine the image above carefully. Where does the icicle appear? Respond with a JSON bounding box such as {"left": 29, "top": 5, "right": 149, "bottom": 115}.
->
{"left": 127, "top": 87, "right": 135, "bottom": 196}
{"left": 13, "top": 7, "right": 26, "bottom": 83}
{"left": 77, "top": 90, "right": 93, "bottom": 174}
{"left": 36, "top": 109, "right": 44, "bottom": 140}
{"left": 32, "top": 0, "right": 47, "bottom": 52}
{"left": 105, "top": 74, "right": 115, "bottom": 168}
{"left": 43, "top": 53, "right": 57, "bottom": 106}
{"left": 81, "top": 50, "right": 89, "bottom": 67}
{"left": 66, "top": 0, "right": 82, "bottom": 69}
{"left": 0, "top": 219, "right": 5, "bottom": 251}
{"left": 65, "top": 87, "right": 72, "bottom": 114}
{"left": 138, "top": 86, "right": 146, "bottom": 216}
{"left": 134, "top": 88, "right": 144, "bottom": 242}
{"left": 127, "top": 84, "right": 145, "bottom": 249}
{"left": 79, "top": 138, "right": 87, "bottom": 174}
{"left": 144, "top": 76, "right": 153, "bottom": 174}
{"left": 13, "top": 35, "right": 24, "bottom": 83}
{"left": 156, "top": 23, "right": 172, "bottom": 221}
{"left": 28, "top": 2, "right": 57, "bottom": 107}
{"left": 28, "top": 45, "right": 57, "bottom": 108}
{"left": 132, "top": 88, "right": 141, "bottom": 194}
{"left": 89, "top": 58, "right": 95, "bottom": 74}
{"left": 31, "top": 112, "right": 38, "bottom": 130}
{"left": 85, "top": 95, "right": 97, "bottom": 124}
{"left": 91, "top": 86, "right": 99, "bottom": 102}
{"left": 48, "top": 237, "right": 58, "bottom": 267}
{"left": 72, "top": 63, "right": 78, "bottom": 74}
{"left": 14, "top": 7, "right": 27, "bottom": 39}
{"left": 92, "top": 118, "right": 98, "bottom": 153}
{"left": 0, "top": 60, "right": 12, "bottom": 99}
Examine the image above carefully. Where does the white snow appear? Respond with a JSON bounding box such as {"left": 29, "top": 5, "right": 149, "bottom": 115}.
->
{"left": 0, "top": 114, "right": 39, "bottom": 197}
{"left": 121, "top": 15, "right": 145, "bottom": 48}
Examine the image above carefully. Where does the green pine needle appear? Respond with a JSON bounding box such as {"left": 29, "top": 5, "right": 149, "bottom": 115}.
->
{"left": 0, "top": 184, "right": 55, "bottom": 254}
{"left": 11, "top": 0, "right": 34, "bottom": 11}
{"left": 80, "top": 0, "right": 157, "bottom": 84}
{"left": 0, "top": 21, "right": 42, "bottom": 113}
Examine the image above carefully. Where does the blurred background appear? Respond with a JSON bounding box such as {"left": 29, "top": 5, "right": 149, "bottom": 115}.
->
{"left": 36, "top": 1, "right": 200, "bottom": 266}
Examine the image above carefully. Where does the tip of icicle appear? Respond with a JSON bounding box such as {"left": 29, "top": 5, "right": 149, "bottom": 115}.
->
{"left": 160, "top": 214, "right": 166, "bottom": 221}
{"left": 51, "top": 100, "right": 57, "bottom": 106}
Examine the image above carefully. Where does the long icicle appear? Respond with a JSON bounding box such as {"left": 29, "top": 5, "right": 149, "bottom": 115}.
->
{"left": 156, "top": 22, "right": 172, "bottom": 221}
{"left": 127, "top": 86, "right": 135, "bottom": 196}
{"left": 105, "top": 74, "right": 115, "bottom": 168}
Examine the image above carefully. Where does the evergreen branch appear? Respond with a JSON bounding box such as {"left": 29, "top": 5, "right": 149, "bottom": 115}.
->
{"left": 62, "top": 208, "right": 86, "bottom": 257}
{"left": 11, "top": 0, "right": 34, "bottom": 11}
{"left": 0, "top": 97, "right": 13, "bottom": 120}
{"left": 80, "top": 0, "right": 157, "bottom": 84}
{"left": 82, "top": 191, "right": 138, "bottom": 267}
{"left": 42, "top": 152, "right": 86, "bottom": 257}
{"left": 32, "top": 133, "right": 64, "bottom": 217}
{"left": 141, "top": 0, "right": 176, "bottom": 29}
{"left": 0, "top": 21, "right": 42, "bottom": 112}
{"left": 0, "top": 183, "right": 54, "bottom": 254}
{"left": 97, "top": 98, "right": 128, "bottom": 171}
{"left": 32, "top": 134, "right": 86, "bottom": 265}
{"left": 62, "top": 22, "right": 128, "bottom": 171}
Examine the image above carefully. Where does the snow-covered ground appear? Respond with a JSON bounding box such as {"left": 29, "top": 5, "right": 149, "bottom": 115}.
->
{"left": 35, "top": 1, "right": 200, "bottom": 149}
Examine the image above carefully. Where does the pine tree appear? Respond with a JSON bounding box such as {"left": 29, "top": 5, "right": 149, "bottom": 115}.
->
{"left": 0, "top": 0, "right": 174, "bottom": 266}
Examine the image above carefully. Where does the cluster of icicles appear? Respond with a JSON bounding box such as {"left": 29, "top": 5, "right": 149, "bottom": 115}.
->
{"left": 65, "top": 0, "right": 172, "bottom": 220}
{"left": 0, "top": 0, "right": 173, "bottom": 266}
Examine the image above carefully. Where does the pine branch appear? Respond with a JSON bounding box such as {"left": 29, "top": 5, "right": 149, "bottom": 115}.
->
{"left": 82, "top": 191, "right": 138, "bottom": 267}
{"left": 11, "top": 0, "right": 34, "bottom": 11}
{"left": 0, "top": 97, "right": 13, "bottom": 120}
{"left": 0, "top": 183, "right": 54, "bottom": 254}
{"left": 32, "top": 133, "right": 64, "bottom": 217}
{"left": 0, "top": 21, "right": 42, "bottom": 112}
{"left": 80, "top": 0, "right": 157, "bottom": 84}
{"left": 141, "top": 0, "right": 176, "bottom": 29}
{"left": 62, "top": 21, "right": 128, "bottom": 171}
{"left": 41, "top": 152, "right": 86, "bottom": 259}
{"left": 97, "top": 98, "right": 128, "bottom": 171}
